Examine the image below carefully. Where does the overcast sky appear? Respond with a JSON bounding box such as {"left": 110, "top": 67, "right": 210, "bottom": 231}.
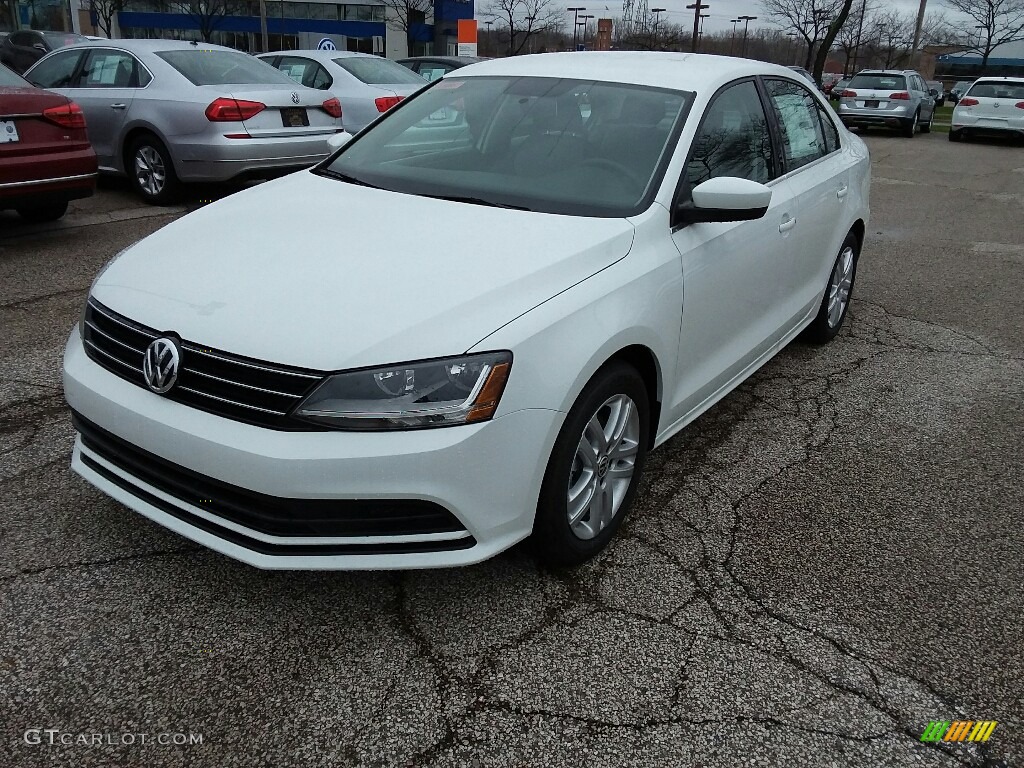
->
{"left": 562, "top": 0, "right": 966, "bottom": 36}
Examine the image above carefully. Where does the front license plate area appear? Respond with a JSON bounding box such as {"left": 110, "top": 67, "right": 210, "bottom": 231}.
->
{"left": 0, "top": 120, "right": 20, "bottom": 143}
{"left": 865, "top": 100, "right": 879, "bottom": 108}
{"left": 280, "top": 108, "right": 309, "bottom": 128}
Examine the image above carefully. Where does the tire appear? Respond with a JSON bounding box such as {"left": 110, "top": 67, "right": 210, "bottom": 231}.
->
{"left": 533, "top": 362, "right": 650, "bottom": 567}
{"left": 127, "top": 134, "right": 180, "bottom": 205}
{"left": 802, "top": 231, "right": 859, "bottom": 344}
{"left": 948, "top": 129, "right": 963, "bottom": 142}
{"left": 921, "top": 109, "right": 933, "bottom": 134}
{"left": 902, "top": 110, "right": 919, "bottom": 137}
{"left": 16, "top": 201, "right": 68, "bottom": 223}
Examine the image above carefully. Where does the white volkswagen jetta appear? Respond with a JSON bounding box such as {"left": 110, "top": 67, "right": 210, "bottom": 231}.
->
{"left": 64, "top": 53, "right": 870, "bottom": 570}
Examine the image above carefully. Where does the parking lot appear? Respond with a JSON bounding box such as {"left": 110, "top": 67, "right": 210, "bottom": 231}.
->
{"left": 1, "top": 131, "right": 1022, "bottom": 767}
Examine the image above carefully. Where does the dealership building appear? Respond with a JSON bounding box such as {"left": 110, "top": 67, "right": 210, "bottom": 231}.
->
{"left": 935, "top": 40, "right": 1024, "bottom": 79}
{"left": 62, "top": 0, "right": 474, "bottom": 58}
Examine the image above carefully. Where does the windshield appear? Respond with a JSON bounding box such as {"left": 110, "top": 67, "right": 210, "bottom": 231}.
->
{"left": 966, "top": 81, "right": 1024, "bottom": 99}
{"left": 319, "top": 76, "right": 690, "bottom": 217}
{"left": 157, "top": 49, "right": 296, "bottom": 86}
{"left": 848, "top": 74, "right": 906, "bottom": 90}
{"left": 333, "top": 57, "right": 426, "bottom": 85}
{"left": 42, "top": 32, "right": 87, "bottom": 49}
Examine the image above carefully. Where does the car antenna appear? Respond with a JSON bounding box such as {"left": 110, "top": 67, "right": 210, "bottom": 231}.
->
{"left": 190, "top": 40, "right": 198, "bottom": 46}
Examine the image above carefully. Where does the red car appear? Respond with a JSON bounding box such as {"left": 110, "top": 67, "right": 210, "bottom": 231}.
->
{"left": 0, "top": 63, "right": 96, "bottom": 222}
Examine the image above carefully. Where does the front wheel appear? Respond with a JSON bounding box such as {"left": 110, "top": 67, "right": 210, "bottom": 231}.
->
{"left": 802, "top": 232, "right": 859, "bottom": 344}
{"left": 128, "top": 134, "right": 180, "bottom": 205}
{"left": 533, "top": 363, "right": 650, "bottom": 567}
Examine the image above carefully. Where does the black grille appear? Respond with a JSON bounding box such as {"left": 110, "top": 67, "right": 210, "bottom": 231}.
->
{"left": 73, "top": 412, "right": 475, "bottom": 555}
{"left": 81, "top": 298, "right": 326, "bottom": 430}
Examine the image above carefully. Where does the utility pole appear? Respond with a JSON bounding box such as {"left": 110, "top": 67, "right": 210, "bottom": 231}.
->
{"left": 567, "top": 6, "right": 585, "bottom": 50}
{"left": 850, "top": 0, "right": 866, "bottom": 74}
{"left": 910, "top": 0, "right": 927, "bottom": 68}
{"left": 259, "top": 0, "right": 269, "bottom": 52}
{"left": 737, "top": 14, "right": 756, "bottom": 57}
{"left": 686, "top": 1, "right": 709, "bottom": 52}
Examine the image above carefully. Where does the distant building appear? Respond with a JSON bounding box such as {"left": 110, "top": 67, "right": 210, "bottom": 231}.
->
{"left": 67, "top": 0, "right": 473, "bottom": 58}
{"left": 593, "top": 18, "right": 611, "bottom": 51}
{"left": 935, "top": 40, "right": 1024, "bottom": 78}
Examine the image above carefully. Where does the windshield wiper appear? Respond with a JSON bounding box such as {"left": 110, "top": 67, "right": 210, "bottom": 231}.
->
{"left": 314, "top": 167, "right": 381, "bottom": 189}
{"left": 421, "top": 194, "right": 531, "bottom": 211}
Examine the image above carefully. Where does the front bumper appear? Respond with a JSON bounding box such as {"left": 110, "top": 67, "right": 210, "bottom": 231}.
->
{"left": 64, "top": 330, "right": 561, "bottom": 570}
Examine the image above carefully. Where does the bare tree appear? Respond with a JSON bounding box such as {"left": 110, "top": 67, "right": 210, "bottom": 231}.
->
{"left": 868, "top": 9, "right": 914, "bottom": 68}
{"left": 379, "top": 0, "right": 434, "bottom": 57}
{"left": 943, "top": 0, "right": 1024, "bottom": 66}
{"left": 83, "top": 0, "right": 126, "bottom": 37}
{"left": 809, "top": 0, "right": 856, "bottom": 82}
{"left": 484, "top": 0, "right": 564, "bottom": 55}
{"left": 762, "top": 0, "right": 847, "bottom": 70}
{"left": 168, "top": 0, "right": 243, "bottom": 43}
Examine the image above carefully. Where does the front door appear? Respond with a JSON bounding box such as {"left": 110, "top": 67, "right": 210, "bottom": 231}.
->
{"left": 667, "top": 78, "right": 796, "bottom": 422}
{"left": 63, "top": 49, "right": 140, "bottom": 170}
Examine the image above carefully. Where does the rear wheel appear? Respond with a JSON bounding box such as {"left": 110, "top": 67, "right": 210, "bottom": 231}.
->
{"left": 802, "top": 232, "right": 859, "bottom": 344}
{"left": 128, "top": 134, "right": 180, "bottom": 205}
{"left": 902, "top": 110, "right": 919, "bottom": 137}
{"left": 921, "top": 109, "right": 933, "bottom": 134}
{"left": 948, "top": 129, "right": 963, "bottom": 142}
{"left": 16, "top": 201, "right": 68, "bottom": 222}
{"left": 533, "top": 362, "right": 650, "bottom": 567}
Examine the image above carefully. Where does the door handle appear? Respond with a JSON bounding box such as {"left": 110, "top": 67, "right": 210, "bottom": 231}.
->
{"left": 779, "top": 216, "right": 797, "bottom": 233}
{"left": 110, "top": 103, "right": 127, "bottom": 110}
{"left": 837, "top": 185, "right": 849, "bottom": 200}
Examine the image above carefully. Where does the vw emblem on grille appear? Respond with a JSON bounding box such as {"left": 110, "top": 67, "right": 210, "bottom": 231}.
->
{"left": 143, "top": 338, "right": 181, "bottom": 394}
{"left": 291, "top": 92, "right": 300, "bottom": 105}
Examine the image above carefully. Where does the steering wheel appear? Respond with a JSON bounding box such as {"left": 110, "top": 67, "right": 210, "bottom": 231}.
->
{"left": 580, "top": 158, "right": 645, "bottom": 190}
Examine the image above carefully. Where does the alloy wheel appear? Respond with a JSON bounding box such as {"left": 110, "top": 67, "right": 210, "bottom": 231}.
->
{"left": 827, "top": 245, "right": 855, "bottom": 327}
{"left": 134, "top": 145, "right": 166, "bottom": 197}
{"left": 566, "top": 394, "right": 641, "bottom": 540}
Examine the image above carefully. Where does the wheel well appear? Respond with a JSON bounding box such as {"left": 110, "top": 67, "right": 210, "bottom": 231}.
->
{"left": 605, "top": 345, "right": 661, "bottom": 449}
{"left": 850, "top": 219, "right": 865, "bottom": 252}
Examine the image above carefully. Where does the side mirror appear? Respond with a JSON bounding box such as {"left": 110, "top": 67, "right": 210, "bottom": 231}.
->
{"left": 326, "top": 131, "right": 353, "bottom": 151}
{"left": 929, "top": 88, "right": 938, "bottom": 97}
{"left": 676, "top": 177, "right": 772, "bottom": 225}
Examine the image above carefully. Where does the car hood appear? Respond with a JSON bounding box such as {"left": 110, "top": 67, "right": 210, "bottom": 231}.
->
{"left": 91, "top": 172, "right": 635, "bottom": 371}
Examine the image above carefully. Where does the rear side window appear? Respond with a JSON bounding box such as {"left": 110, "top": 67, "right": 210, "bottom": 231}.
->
{"left": 332, "top": 56, "right": 426, "bottom": 85}
{"left": 276, "top": 56, "right": 332, "bottom": 89}
{"left": 42, "top": 32, "right": 88, "bottom": 49}
{"left": 81, "top": 50, "right": 140, "bottom": 88}
{"left": 157, "top": 49, "right": 296, "bottom": 86}
{"left": 967, "top": 81, "right": 1024, "bottom": 99}
{"left": 764, "top": 78, "right": 827, "bottom": 172}
{"left": 0, "top": 63, "right": 25, "bottom": 86}
{"left": 27, "top": 49, "right": 84, "bottom": 88}
{"left": 848, "top": 74, "right": 906, "bottom": 91}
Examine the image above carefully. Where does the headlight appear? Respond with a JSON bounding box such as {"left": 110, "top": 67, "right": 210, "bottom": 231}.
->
{"left": 294, "top": 351, "right": 512, "bottom": 430}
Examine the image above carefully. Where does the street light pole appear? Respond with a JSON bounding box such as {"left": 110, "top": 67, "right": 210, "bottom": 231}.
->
{"left": 686, "top": 2, "right": 709, "bottom": 52}
{"left": 567, "top": 6, "right": 585, "bottom": 50}
{"left": 730, "top": 18, "right": 740, "bottom": 55}
{"left": 577, "top": 14, "right": 594, "bottom": 48}
{"left": 737, "top": 15, "right": 756, "bottom": 57}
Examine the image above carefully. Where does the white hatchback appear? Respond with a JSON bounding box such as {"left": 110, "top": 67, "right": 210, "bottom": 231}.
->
{"left": 949, "top": 77, "right": 1024, "bottom": 142}
{"left": 64, "top": 53, "right": 870, "bottom": 570}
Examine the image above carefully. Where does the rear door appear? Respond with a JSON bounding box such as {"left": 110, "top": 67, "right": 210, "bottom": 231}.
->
{"left": 64, "top": 48, "right": 141, "bottom": 167}
{"left": 762, "top": 77, "right": 850, "bottom": 324}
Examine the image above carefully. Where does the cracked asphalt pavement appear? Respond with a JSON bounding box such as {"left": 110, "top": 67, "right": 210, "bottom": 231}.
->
{"left": 2, "top": 137, "right": 1022, "bottom": 768}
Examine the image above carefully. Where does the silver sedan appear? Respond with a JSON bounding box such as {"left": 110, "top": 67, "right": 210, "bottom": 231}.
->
{"left": 24, "top": 40, "right": 343, "bottom": 204}
{"left": 257, "top": 50, "right": 427, "bottom": 133}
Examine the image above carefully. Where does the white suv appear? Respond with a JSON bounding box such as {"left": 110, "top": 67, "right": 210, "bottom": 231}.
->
{"left": 949, "top": 77, "right": 1024, "bottom": 142}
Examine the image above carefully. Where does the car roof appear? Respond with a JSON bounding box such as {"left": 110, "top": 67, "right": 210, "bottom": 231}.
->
{"left": 61, "top": 38, "right": 238, "bottom": 53}
{"left": 258, "top": 49, "right": 380, "bottom": 62}
{"left": 398, "top": 56, "right": 487, "bottom": 65}
{"left": 972, "top": 76, "right": 1024, "bottom": 83}
{"left": 449, "top": 52, "right": 803, "bottom": 92}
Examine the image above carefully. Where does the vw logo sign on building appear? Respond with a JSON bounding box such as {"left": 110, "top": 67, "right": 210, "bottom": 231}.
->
{"left": 142, "top": 338, "right": 181, "bottom": 394}
{"left": 317, "top": 38, "right": 337, "bottom": 50}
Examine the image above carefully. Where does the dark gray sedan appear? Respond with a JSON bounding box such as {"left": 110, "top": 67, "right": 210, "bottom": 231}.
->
{"left": 24, "top": 40, "right": 343, "bottom": 204}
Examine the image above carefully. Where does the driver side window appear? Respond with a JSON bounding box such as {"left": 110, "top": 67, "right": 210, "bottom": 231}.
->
{"left": 684, "top": 80, "right": 774, "bottom": 189}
